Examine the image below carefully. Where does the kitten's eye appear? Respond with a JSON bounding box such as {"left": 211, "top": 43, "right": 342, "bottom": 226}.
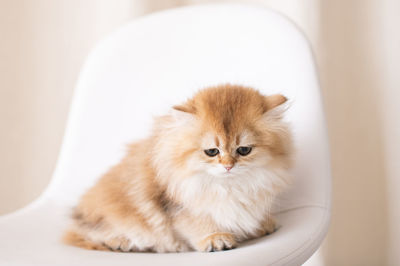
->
{"left": 237, "top": 146, "right": 252, "bottom": 156}
{"left": 204, "top": 148, "right": 219, "bottom": 157}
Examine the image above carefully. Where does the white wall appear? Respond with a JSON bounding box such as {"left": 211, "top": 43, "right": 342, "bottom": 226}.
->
{"left": 0, "top": 0, "right": 399, "bottom": 265}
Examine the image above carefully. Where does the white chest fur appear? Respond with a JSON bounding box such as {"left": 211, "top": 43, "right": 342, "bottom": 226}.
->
{"left": 174, "top": 167, "right": 287, "bottom": 239}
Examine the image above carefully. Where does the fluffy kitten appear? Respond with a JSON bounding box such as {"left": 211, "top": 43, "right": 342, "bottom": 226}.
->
{"left": 63, "top": 84, "right": 292, "bottom": 252}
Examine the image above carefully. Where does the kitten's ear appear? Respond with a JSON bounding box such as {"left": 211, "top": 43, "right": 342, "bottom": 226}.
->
{"left": 264, "top": 94, "right": 287, "bottom": 111}
{"left": 172, "top": 100, "right": 196, "bottom": 114}
{"left": 170, "top": 101, "right": 196, "bottom": 123}
{"left": 262, "top": 94, "right": 289, "bottom": 120}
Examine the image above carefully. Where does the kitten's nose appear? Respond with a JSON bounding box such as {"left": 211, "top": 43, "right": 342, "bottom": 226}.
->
{"left": 224, "top": 165, "right": 233, "bottom": 171}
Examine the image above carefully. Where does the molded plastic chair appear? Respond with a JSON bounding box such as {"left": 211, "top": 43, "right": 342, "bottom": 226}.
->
{"left": 0, "top": 4, "right": 331, "bottom": 266}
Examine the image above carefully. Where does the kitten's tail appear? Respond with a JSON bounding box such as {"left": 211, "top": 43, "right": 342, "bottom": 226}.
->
{"left": 62, "top": 230, "right": 108, "bottom": 251}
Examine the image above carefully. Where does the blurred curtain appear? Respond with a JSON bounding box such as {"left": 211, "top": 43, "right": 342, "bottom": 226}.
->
{"left": 0, "top": 0, "right": 399, "bottom": 265}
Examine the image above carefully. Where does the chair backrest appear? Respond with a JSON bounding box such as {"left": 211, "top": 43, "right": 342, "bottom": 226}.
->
{"left": 44, "top": 4, "right": 331, "bottom": 213}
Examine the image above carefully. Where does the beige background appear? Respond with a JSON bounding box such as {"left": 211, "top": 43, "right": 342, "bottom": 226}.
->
{"left": 0, "top": 0, "right": 399, "bottom": 265}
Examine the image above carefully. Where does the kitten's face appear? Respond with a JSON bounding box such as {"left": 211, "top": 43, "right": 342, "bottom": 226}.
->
{"left": 198, "top": 130, "right": 270, "bottom": 177}
{"left": 168, "top": 85, "right": 290, "bottom": 179}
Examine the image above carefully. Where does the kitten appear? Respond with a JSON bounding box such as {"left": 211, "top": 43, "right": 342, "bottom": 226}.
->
{"left": 63, "top": 84, "right": 292, "bottom": 252}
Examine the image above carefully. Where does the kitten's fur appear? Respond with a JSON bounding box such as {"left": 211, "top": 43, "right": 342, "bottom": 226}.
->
{"left": 63, "top": 84, "right": 292, "bottom": 252}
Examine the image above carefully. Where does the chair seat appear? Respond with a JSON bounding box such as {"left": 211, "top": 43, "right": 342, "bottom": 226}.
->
{"left": 0, "top": 200, "right": 329, "bottom": 266}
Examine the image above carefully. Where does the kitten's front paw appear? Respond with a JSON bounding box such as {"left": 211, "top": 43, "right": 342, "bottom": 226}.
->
{"left": 160, "top": 239, "right": 190, "bottom": 253}
{"left": 104, "top": 236, "right": 132, "bottom": 252}
{"left": 197, "top": 233, "right": 237, "bottom": 252}
{"left": 172, "top": 241, "right": 191, "bottom": 252}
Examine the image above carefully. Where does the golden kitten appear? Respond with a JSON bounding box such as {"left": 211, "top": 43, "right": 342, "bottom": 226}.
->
{"left": 63, "top": 84, "right": 292, "bottom": 252}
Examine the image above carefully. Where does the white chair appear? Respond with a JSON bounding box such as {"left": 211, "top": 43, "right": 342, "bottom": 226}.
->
{"left": 0, "top": 4, "right": 331, "bottom": 265}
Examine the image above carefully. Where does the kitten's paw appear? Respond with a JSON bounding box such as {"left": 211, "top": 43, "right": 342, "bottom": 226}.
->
{"left": 197, "top": 233, "right": 237, "bottom": 252}
{"left": 104, "top": 236, "right": 132, "bottom": 252}
{"left": 171, "top": 241, "right": 190, "bottom": 252}
{"left": 159, "top": 241, "right": 190, "bottom": 253}
{"left": 263, "top": 217, "right": 278, "bottom": 235}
